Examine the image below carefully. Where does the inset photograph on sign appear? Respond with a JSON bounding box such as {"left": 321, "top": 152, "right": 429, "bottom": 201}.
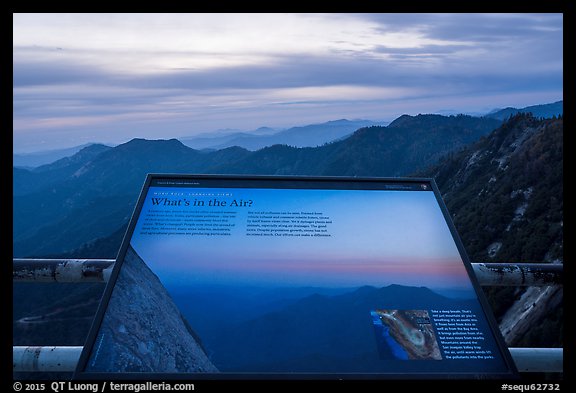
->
{"left": 371, "top": 309, "right": 442, "bottom": 361}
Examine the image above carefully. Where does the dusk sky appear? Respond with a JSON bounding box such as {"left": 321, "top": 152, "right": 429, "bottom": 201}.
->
{"left": 13, "top": 13, "right": 563, "bottom": 153}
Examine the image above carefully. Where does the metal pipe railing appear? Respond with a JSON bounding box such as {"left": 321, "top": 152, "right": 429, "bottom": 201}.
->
{"left": 13, "top": 259, "right": 563, "bottom": 286}
{"left": 12, "top": 346, "right": 563, "bottom": 373}
{"left": 471, "top": 263, "right": 563, "bottom": 287}
{"left": 13, "top": 346, "right": 83, "bottom": 373}
{"left": 13, "top": 258, "right": 114, "bottom": 283}
{"left": 509, "top": 347, "right": 564, "bottom": 373}
{"left": 13, "top": 259, "right": 564, "bottom": 375}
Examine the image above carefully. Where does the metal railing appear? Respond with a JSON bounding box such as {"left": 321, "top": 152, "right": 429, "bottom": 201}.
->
{"left": 13, "top": 259, "right": 563, "bottom": 286}
{"left": 13, "top": 258, "right": 114, "bottom": 283}
{"left": 12, "top": 345, "right": 564, "bottom": 374}
{"left": 13, "top": 259, "right": 563, "bottom": 374}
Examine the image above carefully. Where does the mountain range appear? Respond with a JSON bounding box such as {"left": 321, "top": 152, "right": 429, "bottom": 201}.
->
{"left": 485, "top": 100, "right": 563, "bottom": 121}
{"left": 13, "top": 143, "right": 105, "bottom": 168}
{"left": 13, "top": 113, "right": 501, "bottom": 257}
{"left": 179, "top": 119, "right": 385, "bottom": 151}
{"left": 12, "top": 103, "right": 563, "bottom": 356}
{"left": 13, "top": 101, "right": 561, "bottom": 168}
{"left": 12, "top": 119, "right": 381, "bottom": 168}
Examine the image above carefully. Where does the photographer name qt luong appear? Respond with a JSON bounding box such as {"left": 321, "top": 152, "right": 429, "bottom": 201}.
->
{"left": 51, "top": 382, "right": 98, "bottom": 393}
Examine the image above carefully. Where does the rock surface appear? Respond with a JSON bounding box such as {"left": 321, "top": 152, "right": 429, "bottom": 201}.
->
{"left": 86, "top": 245, "right": 218, "bottom": 373}
{"left": 499, "top": 285, "right": 563, "bottom": 347}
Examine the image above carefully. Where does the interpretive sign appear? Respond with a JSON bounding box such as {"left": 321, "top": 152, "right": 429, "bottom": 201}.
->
{"left": 75, "top": 175, "right": 517, "bottom": 379}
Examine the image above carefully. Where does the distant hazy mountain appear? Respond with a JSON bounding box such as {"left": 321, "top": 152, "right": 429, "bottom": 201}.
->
{"left": 13, "top": 144, "right": 112, "bottom": 196}
{"left": 180, "top": 119, "right": 386, "bottom": 150}
{"left": 486, "top": 100, "right": 562, "bottom": 121}
{"left": 13, "top": 114, "right": 500, "bottom": 257}
{"left": 211, "top": 114, "right": 500, "bottom": 177}
{"left": 13, "top": 143, "right": 110, "bottom": 168}
{"left": 178, "top": 126, "right": 279, "bottom": 150}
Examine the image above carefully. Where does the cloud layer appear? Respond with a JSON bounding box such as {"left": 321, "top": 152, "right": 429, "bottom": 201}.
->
{"left": 13, "top": 13, "right": 563, "bottom": 153}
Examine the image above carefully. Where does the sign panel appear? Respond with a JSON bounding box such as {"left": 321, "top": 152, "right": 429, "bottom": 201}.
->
{"left": 76, "top": 175, "right": 517, "bottom": 379}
